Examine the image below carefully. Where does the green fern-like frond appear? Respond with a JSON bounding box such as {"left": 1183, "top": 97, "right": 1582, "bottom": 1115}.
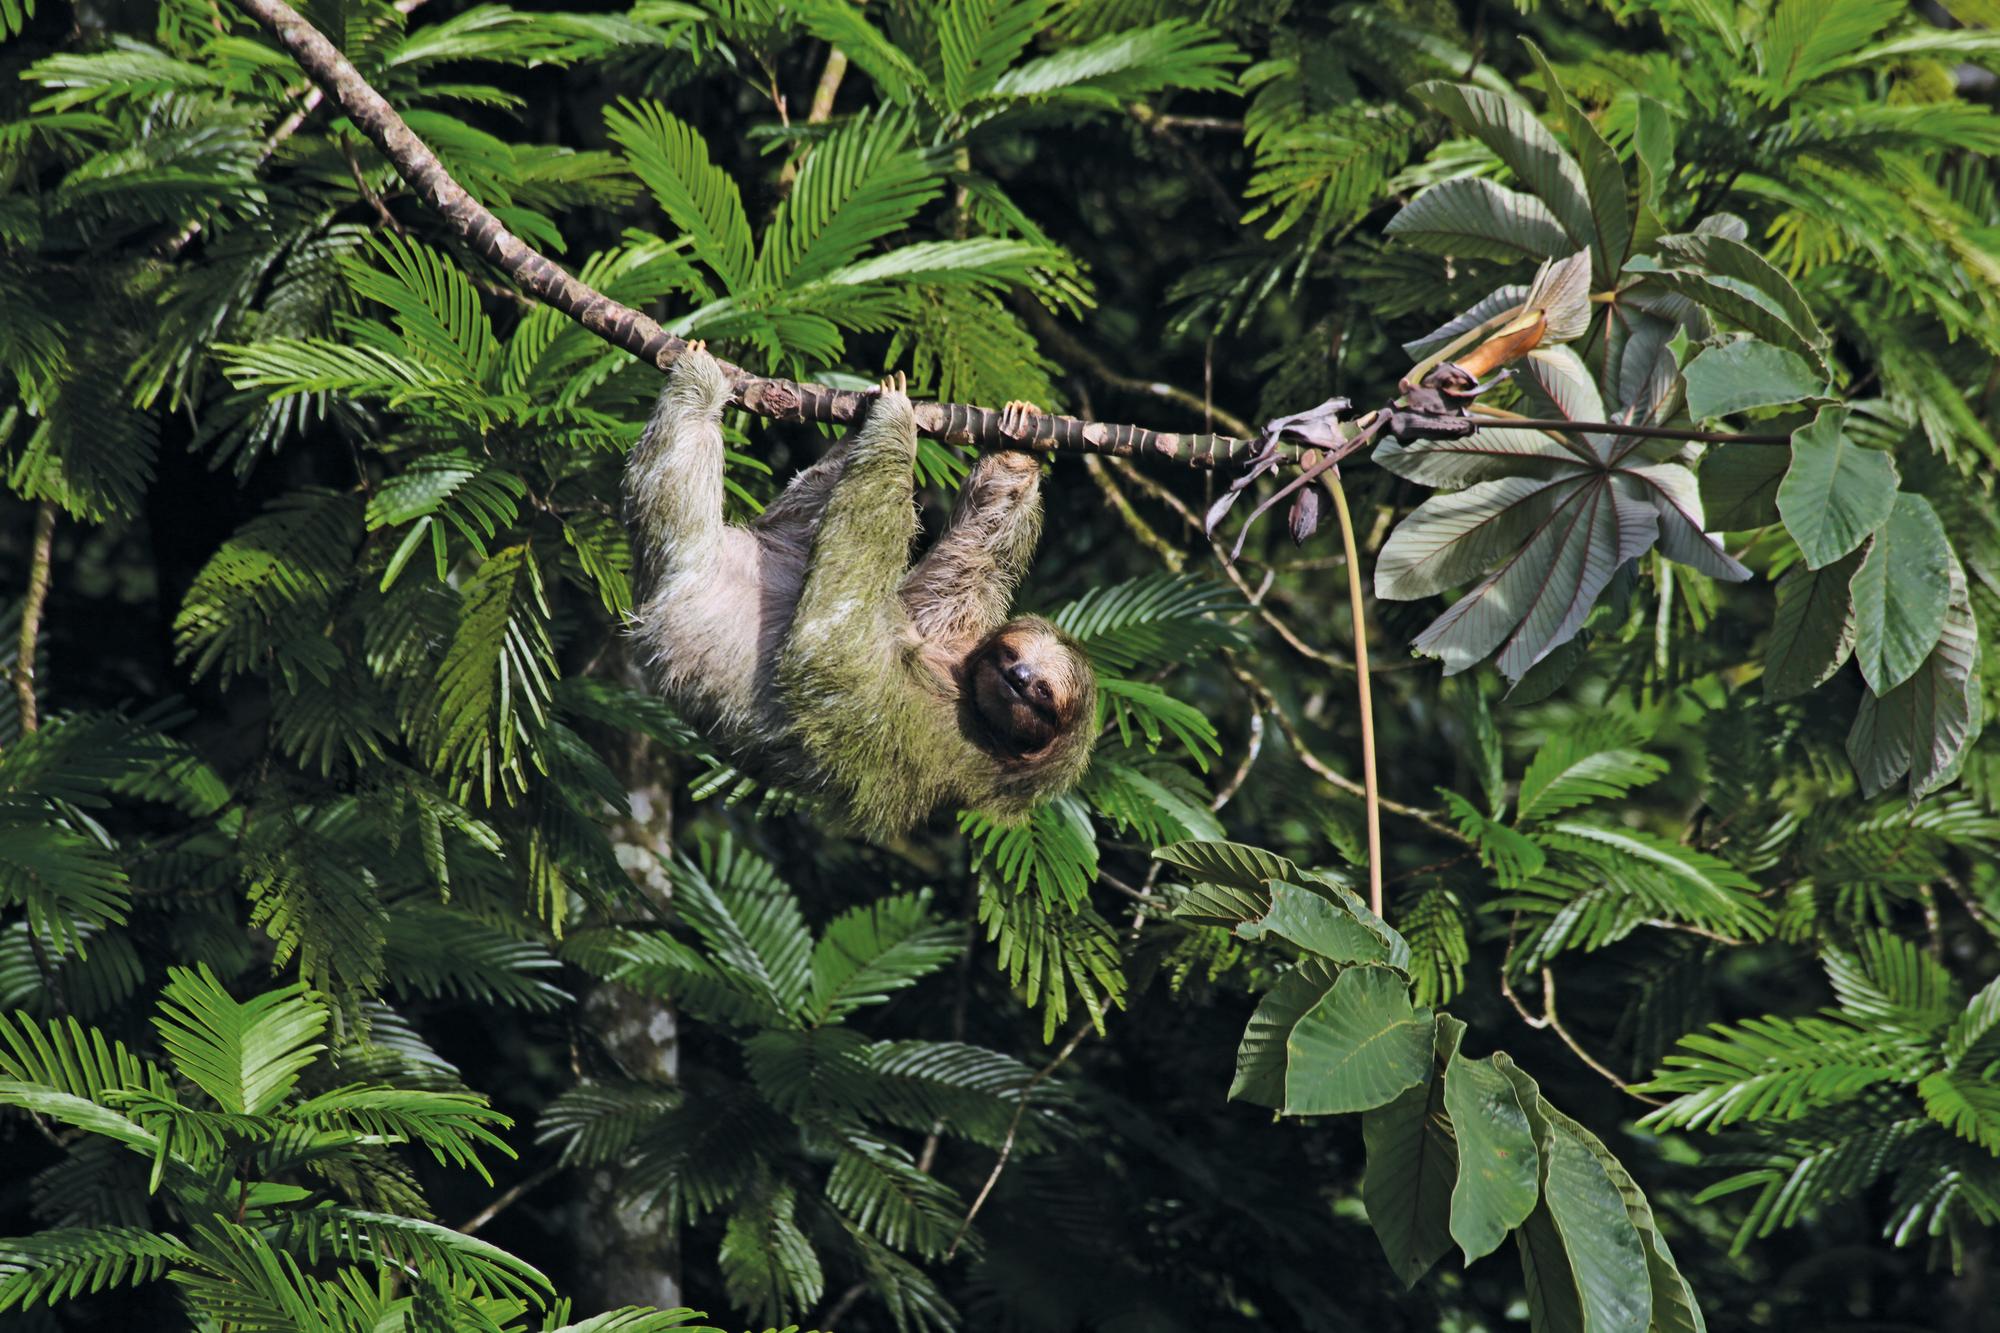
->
{"left": 930, "top": 0, "right": 1044, "bottom": 111}
{"left": 991, "top": 18, "right": 1241, "bottom": 105}
{"left": 172, "top": 490, "right": 361, "bottom": 689}
{"left": 826, "top": 1135, "right": 965, "bottom": 1258}
{"left": 975, "top": 874, "right": 1124, "bottom": 1040}
{"left": 718, "top": 1182, "right": 822, "bottom": 1326}
{"left": 344, "top": 233, "right": 502, "bottom": 384}
{"left": 961, "top": 795, "right": 1099, "bottom": 909}
{"left": 1051, "top": 572, "right": 1246, "bottom": 672}
{"left": 858, "top": 1039, "right": 1064, "bottom": 1150}
{"left": 536, "top": 1080, "right": 682, "bottom": 1168}
{"left": 806, "top": 892, "right": 962, "bottom": 1025}
{"left": 1540, "top": 822, "right": 1774, "bottom": 941}
{"left": 1243, "top": 104, "right": 1418, "bottom": 242}
{"left": 366, "top": 450, "right": 528, "bottom": 588}
{"left": 287, "top": 1086, "right": 515, "bottom": 1182}
{"left": 1514, "top": 718, "right": 1670, "bottom": 823}
{"left": 0, "top": 1009, "right": 162, "bottom": 1103}
{"left": 1639, "top": 1014, "right": 1909, "bottom": 1131}
{"left": 152, "top": 964, "right": 328, "bottom": 1116}
{"left": 754, "top": 109, "right": 941, "bottom": 288}
{"left": 1082, "top": 756, "right": 1224, "bottom": 847}
{"left": 381, "top": 904, "right": 569, "bottom": 1012}
{"left": 0, "top": 824, "right": 130, "bottom": 957}
{"left": 1822, "top": 930, "right": 1958, "bottom": 1044}
{"left": 1094, "top": 676, "right": 1220, "bottom": 770}
{"left": 605, "top": 100, "right": 755, "bottom": 293}
{"left": 664, "top": 834, "right": 813, "bottom": 1023}
{"left": 422, "top": 544, "right": 557, "bottom": 804}
{"left": 0, "top": 0, "right": 35, "bottom": 40}
{"left": 0, "top": 1225, "right": 195, "bottom": 1315}
{"left": 1917, "top": 1069, "right": 2000, "bottom": 1154}
{"left": 1397, "top": 884, "right": 1468, "bottom": 1008}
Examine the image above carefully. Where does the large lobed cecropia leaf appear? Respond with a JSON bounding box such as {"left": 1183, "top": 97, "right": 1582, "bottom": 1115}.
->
{"left": 1372, "top": 347, "right": 1749, "bottom": 681}
{"left": 1156, "top": 838, "right": 1705, "bottom": 1326}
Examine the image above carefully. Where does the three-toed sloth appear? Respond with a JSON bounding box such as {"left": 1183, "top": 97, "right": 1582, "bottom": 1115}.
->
{"left": 624, "top": 346, "right": 1097, "bottom": 837}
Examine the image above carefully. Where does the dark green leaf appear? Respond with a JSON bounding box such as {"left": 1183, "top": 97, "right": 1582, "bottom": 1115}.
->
{"left": 1847, "top": 554, "right": 1982, "bottom": 798}
{"left": 1230, "top": 959, "right": 1337, "bottom": 1108}
{"left": 1412, "top": 83, "right": 1594, "bottom": 250}
{"left": 1540, "top": 1111, "right": 1653, "bottom": 1333}
{"left": 1443, "top": 1052, "right": 1539, "bottom": 1262}
{"left": 1777, "top": 407, "right": 1897, "bottom": 568}
{"left": 1283, "top": 964, "right": 1433, "bottom": 1115}
{"left": 1362, "top": 1016, "right": 1463, "bottom": 1287}
{"left": 1850, "top": 493, "right": 1951, "bottom": 695}
{"left": 1386, "top": 177, "right": 1573, "bottom": 263}
{"left": 1408, "top": 478, "right": 1658, "bottom": 681}
{"left": 1152, "top": 839, "right": 1300, "bottom": 892}
{"left": 1238, "top": 881, "right": 1397, "bottom": 966}
{"left": 1683, "top": 341, "right": 1826, "bottom": 419}
{"left": 1765, "top": 546, "right": 1862, "bottom": 698}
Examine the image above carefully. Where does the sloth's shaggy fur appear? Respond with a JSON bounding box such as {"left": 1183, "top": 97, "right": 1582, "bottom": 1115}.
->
{"left": 625, "top": 347, "right": 1096, "bottom": 836}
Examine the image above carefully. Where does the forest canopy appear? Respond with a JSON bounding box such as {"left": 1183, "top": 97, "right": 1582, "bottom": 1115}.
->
{"left": 3, "top": 1, "right": 2000, "bottom": 1330}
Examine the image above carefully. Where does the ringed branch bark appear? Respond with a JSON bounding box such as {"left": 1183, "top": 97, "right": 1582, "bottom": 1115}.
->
{"left": 233, "top": 0, "right": 1296, "bottom": 469}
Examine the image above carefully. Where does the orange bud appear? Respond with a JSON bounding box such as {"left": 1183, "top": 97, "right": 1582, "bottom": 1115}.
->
{"left": 1455, "top": 310, "right": 1548, "bottom": 379}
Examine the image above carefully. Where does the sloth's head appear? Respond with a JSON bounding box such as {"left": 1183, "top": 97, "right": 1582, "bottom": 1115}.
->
{"left": 965, "top": 616, "right": 1098, "bottom": 766}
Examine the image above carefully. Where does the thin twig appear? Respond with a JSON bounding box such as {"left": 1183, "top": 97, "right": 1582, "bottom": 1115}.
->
{"left": 943, "top": 1021, "right": 1092, "bottom": 1261}
{"left": 917, "top": 883, "right": 981, "bottom": 1174}
{"left": 1497, "top": 919, "right": 1546, "bottom": 1030}
{"left": 457, "top": 1163, "right": 560, "bottom": 1236}
{"left": 1326, "top": 474, "right": 1382, "bottom": 917}
{"left": 1110, "top": 458, "right": 1353, "bottom": 673}
{"left": 15, "top": 499, "right": 61, "bottom": 1016}
{"left": 780, "top": 35, "right": 850, "bottom": 191}
{"left": 806, "top": 42, "right": 849, "bottom": 123}
{"left": 1474, "top": 408, "right": 1791, "bottom": 446}
{"left": 1540, "top": 968, "right": 1664, "bottom": 1106}
{"left": 1097, "top": 869, "right": 1154, "bottom": 903}
{"left": 1125, "top": 103, "right": 1241, "bottom": 227}
{"left": 1230, "top": 662, "right": 1463, "bottom": 841}
{"left": 1145, "top": 114, "right": 1243, "bottom": 132}
{"left": 818, "top": 1283, "right": 868, "bottom": 1330}
{"left": 1083, "top": 454, "right": 1184, "bottom": 572}
{"left": 341, "top": 133, "right": 406, "bottom": 234}
{"left": 1210, "top": 707, "right": 1264, "bottom": 813}
{"left": 13, "top": 500, "right": 55, "bottom": 736}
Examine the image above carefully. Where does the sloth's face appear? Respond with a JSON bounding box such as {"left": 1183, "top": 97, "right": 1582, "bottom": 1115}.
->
{"left": 968, "top": 620, "right": 1091, "bottom": 759}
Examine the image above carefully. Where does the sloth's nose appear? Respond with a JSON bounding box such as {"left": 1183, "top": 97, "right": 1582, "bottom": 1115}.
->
{"left": 1006, "top": 662, "right": 1035, "bottom": 690}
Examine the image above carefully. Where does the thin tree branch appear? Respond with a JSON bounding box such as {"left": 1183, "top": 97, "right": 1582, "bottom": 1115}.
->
{"left": 232, "top": 0, "right": 1299, "bottom": 469}
{"left": 1125, "top": 103, "right": 1241, "bottom": 227}
{"left": 943, "top": 1021, "right": 1092, "bottom": 1261}
{"left": 340, "top": 132, "right": 406, "bottom": 235}
{"left": 14, "top": 500, "right": 55, "bottom": 736}
{"left": 1540, "top": 968, "right": 1664, "bottom": 1106}
{"left": 1083, "top": 454, "right": 1185, "bottom": 572}
{"left": 457, "top": 1163, "right": 561, "bottom": 1236}
{"left": 13, "top": 499, "right": 63, "bottom": 1018}
{"left": 1209, "top": 706, "right": 1263, "bottom": 813}
{"left": 818, "top": 1283, "right": 868, "bottom": 1330}
{"left": 1144, "top": 114, "right": 1243, "bottom": 133}
{"left": 807, "top": 42, "right": 850, "bottom": 123}
{"left": 1474, "top": 408, "right": 1791, "bottom": 445}
{"left": 1109, "top": 457, "right": 1356, "bottom": 673}
{"left": 1229, "top": 662, "right": 1463, "bottom": 841}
